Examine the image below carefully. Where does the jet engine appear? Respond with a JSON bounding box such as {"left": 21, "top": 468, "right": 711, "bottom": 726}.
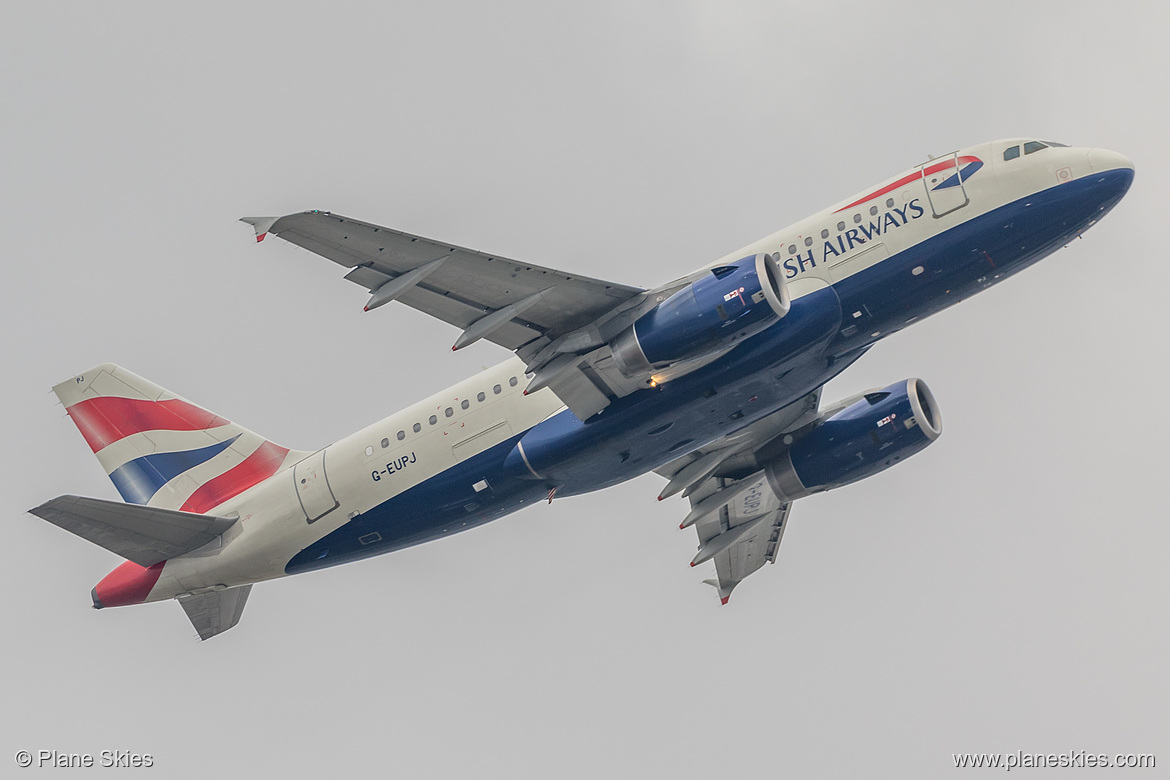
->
{"left": 679, "top": 378, "right": 942, "bottom": 531}
{"left": 765, "top": 378, "right": 942, "bottom": 500}
{"left": 611, "top": 253, "right": 790, "bottom": 377}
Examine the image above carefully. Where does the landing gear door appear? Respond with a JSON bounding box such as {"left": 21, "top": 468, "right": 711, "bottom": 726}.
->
{"left": 294, "top": 449, "right": 339, "bottom": 524}
{"left": 920, "top": 151, "right": 970, "bottom": 218}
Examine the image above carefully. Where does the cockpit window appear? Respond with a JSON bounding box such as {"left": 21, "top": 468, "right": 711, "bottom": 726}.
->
{"left": 1024, "top": 141, "right": 1048, "bottom": 155}
{"left": 1004, "top": 145, "right": 1020, "bottom": 161}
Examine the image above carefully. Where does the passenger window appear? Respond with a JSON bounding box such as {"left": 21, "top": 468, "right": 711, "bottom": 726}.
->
{"left": 804, "top": 236, "right": 813, "bottom": 247}
{"left": 837, "top": 221, "right": 846, "bottom": 231}
{"left": 1003, "top": 145, "right": 1020, "bottom": 161}
{"left": 413, "top": 422, "right": 421, "bottom": 433}
{"left": 380, "top": 437, "right": 389, "bottom": 448}
{"left": 428, "top": 415, "right": 437, "bottom": 425}
{"left": 509, "top": 376, "right": 518, "bottom": 387}
{"left": 364, "top": 445, "right": 374, "bottom": 456}
{"left": 1024, "top": 141, "right": 1048, "bottom": 155}
{"left": 477, "top": 391, "right": 486, "bottom": 402}
{"left": 444, "top": 407, "right": 453, "bottom": 417}
{"left": 853, "top": 213, "right": 862, "bottom": 224}
{"left": 397, "top": 430, "right": 405, "bottom": 441}
{"left": 886, "top": 198, "right": 895, "bottom": 208}
{"left": 788, "top": 244, "right": 796, "bottom": 255}
{"left": 461, "top": 399, "right": 469, "bottom": 410}
{"left": 869, "top": 205, "right": 878, "bottom": 216}
{"left": 493, "top": 384, "right": 501, "bottom": 394}
{"left": 820, "top": 229, "right": 829, "bottom": 239}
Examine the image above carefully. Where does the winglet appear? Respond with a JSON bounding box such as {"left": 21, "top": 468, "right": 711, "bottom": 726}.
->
{"left": 703, "top": 578, "right": 735, "bottom": 605}
{"left": 240, "top": 216, "right": 279, "bottom": 243}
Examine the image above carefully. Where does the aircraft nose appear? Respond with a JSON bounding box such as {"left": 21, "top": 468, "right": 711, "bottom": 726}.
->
{"left": 1088, "top": 148, "right": 1134, "bottom": 173}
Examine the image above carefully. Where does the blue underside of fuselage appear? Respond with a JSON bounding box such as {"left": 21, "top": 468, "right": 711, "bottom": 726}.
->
{"left": 285, "top": 168, "right": 1132, "bottom": 576}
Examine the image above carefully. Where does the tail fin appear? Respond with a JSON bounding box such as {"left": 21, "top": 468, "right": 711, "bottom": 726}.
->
{"left": 53, "top": 364, "right": 309, "bottom": 513}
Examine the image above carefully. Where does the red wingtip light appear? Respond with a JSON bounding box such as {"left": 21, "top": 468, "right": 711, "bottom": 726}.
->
{"left": 720, "top": 596, "right": 730, "bottom": 605}
{"left": 689, "top": 562, "right": 696, "bottom": 568}
{"left": 363, "top": 305, "right": 369, "bottom": 312}
{"left": 451, "top": 346, "right": 457, "bottom": 351}
{"left": 256, "top": 233, "right": 266, "bottom": 243}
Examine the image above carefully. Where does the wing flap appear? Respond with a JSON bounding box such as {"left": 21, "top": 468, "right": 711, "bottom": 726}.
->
{"left": 658, "top": 390, "right": 821, "bottom": 603}
{"left": 343, "top": 264, "right": 392, "bottom": 290}
{"left": 545, "top": 363, "right": 612, "bottom": 421}
{"left": 691, "top": 476, "right": 792, "bottom": 604}
{"left": 29, "top": 495, "right": 238, "bottom": 568}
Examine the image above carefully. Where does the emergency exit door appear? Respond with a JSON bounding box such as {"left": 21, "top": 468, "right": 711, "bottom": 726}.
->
{"left": 294, "top": 449, "right": 339, "bottom": 523}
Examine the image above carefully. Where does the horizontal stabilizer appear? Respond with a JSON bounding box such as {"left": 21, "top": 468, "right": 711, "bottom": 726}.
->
{"left": 29, "top": 495, "right": 238, "bottom": 567}
{"left": 179, "top": 585, "right": 252, "bottom": 641}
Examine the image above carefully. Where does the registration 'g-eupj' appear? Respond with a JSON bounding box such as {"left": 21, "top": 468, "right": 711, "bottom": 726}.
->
{"left": 32, "top": 140, "right": 1133, "bottom": 639}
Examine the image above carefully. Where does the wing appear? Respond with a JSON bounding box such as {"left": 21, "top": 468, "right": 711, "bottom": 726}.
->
{"left": 690, "top": 476, "right": 792, "bottom": 604}
{"left": 655, "top": 390, "right": 822, "bottom": 603}
{"left": 178, "top": 585, "right": 252, "bottom": 641}
{"left": 29, "top": 495, "right": 239, "bottom": 568}
{"left": 243, "top": 211, "right": 644, "bottom": 355}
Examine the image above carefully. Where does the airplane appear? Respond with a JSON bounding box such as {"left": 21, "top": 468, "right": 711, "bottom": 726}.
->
{"left": 29, "top": 139, "right": 1133, "bottom": 640}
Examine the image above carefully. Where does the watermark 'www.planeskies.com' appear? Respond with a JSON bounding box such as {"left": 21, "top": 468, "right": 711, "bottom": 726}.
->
{"left": 953, "top": 751, "right": 1155, "bottom": 771}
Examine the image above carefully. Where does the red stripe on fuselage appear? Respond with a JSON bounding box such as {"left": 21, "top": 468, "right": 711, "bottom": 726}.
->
{"left": 180, "top": 440, "right": 290, "bottom": 514}
{"left": 833, "top": 156, "right": 980, "bottom": 213}
{"left": 65, "top": 396, "right": 228, "bottom": 453}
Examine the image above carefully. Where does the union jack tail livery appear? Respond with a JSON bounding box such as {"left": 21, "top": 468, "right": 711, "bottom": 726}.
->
{"left": 53, "top": 364, "right": 308, "bottom": 513}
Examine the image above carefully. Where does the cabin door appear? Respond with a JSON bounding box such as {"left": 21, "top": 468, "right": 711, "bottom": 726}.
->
{"left": 919, "top": 150, "right": 970, "bottom": 218}
{"left": 294, "top": 449, "right": 339, "bottom": 524}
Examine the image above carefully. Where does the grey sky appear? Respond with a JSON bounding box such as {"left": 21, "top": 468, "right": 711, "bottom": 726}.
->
{"left": 3, "top": 2, "right": 1166, "bottom": 777}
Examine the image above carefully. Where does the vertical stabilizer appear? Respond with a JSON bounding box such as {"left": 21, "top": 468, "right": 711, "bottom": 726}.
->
{"left": 54, "top": 364, "right": 308, "bottom": 513}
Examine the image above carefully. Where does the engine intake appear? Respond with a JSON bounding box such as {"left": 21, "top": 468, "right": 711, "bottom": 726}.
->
{"left": 612, "top": 253, "right": 789, "bottom": 377}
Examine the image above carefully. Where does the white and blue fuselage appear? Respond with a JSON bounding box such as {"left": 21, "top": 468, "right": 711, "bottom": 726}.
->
{"left": 106, "top": 139, "right": 1136, "bottom": 602}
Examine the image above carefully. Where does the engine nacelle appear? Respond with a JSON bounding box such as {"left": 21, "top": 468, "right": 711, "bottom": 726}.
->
{"left": 611, "top": 253, "right": 790, "bottom": 377}
{"left": 764, "top": 378, "right": 942, "bottom": 500}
